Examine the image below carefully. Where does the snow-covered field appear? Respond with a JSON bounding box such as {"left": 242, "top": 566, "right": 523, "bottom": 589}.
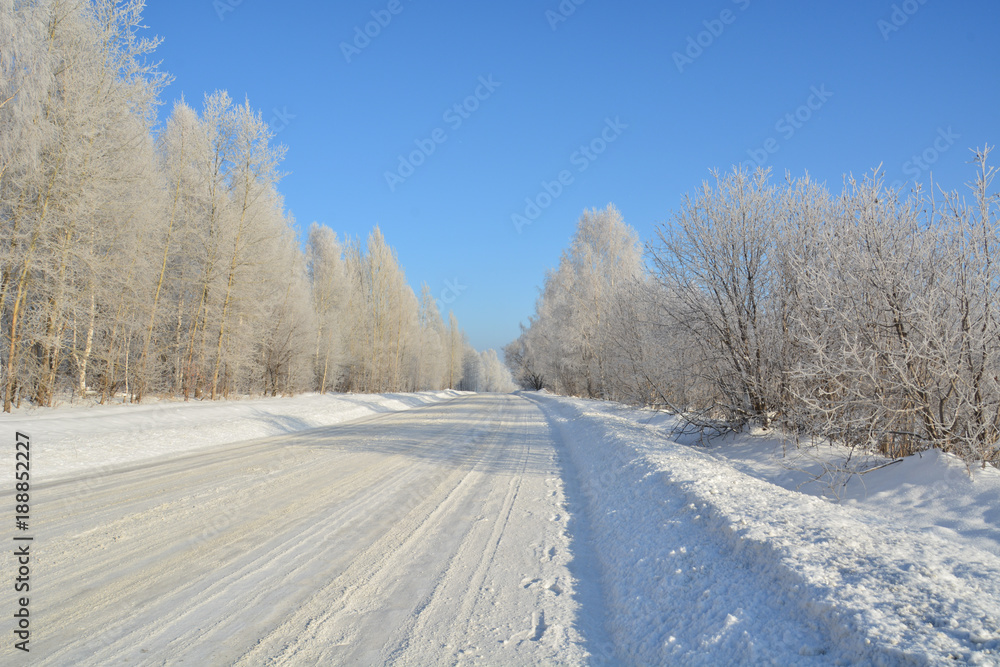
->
{"left": 2, "top": 391, "right": 999, "bottom": 664}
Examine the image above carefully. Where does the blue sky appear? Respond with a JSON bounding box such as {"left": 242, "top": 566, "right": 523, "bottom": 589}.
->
{"left": 142, "top": 0, "right": 999, "bottom": 353}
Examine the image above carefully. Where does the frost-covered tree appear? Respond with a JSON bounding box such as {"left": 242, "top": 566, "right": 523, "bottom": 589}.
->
{"left": 506, "top": 205, "right": 643, "bottom": 398}
{"left": 1, "top": 0, "right": 168, "bottom": 409}
{"left": 258, "top": 223, "right": 315, "bottom": 396}
{"left": 307, "top": 223, "right": 349, "bottom": 393}
{"left": 416, "top": 283, "right": 447, "bottom": 390}
{"left": 479, "top": 349, "right": 516, "bottom": 393}
{"left": 790, "top": 157, "right": 1000, "bottom": 464}
{"left": 503, "top": 324, "right": 545, "bottom": 390}
{"left": 459, "top": 343, "right": 483, "bottom": 392}
{"left": 342, "top": 227, "right": 426, "bottom": 393}
{"left": 648, "top": 168, "right": 796, "bottom": 427}
{"left": 0, "top": 1, "right": 489, "bottom": 409}
{"left": 208, "top": 97, "right": 287, "bottom": 399}
{"left": 508, "top": 164, "right": 999, "bottom": 468}
{"left": 446, "top": 311, "right": 464, "bottom": 390}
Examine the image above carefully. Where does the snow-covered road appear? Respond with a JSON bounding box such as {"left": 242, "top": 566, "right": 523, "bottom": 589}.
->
{"left": 12, "top": 394, "right": 591, "bottom": 665}
{"left": 4, "top": 392, "right": 999, "bottom": 665}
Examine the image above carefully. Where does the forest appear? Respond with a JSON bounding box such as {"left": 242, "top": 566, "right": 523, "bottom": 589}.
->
{"left": 506, "top": 161, "right": 1000, "bottom": 469}
{"left": 0, "top": 0, "right": 514, "bottom": 412}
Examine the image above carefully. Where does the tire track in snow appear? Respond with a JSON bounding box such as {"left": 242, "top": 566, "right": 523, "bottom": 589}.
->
{"left": 391, "top": 397, "right": 570, "bottom": 664}
{"left": 5, "top": 394, "right": 589, "bottom": 665}
{"left": 389, "top": 401, "right": 531, "bottom": 661}
{"left": 235, "top": 403, "right": 510, "bottom": 664}
{"left": 35, "top": 436, "right": 428, "bottom": 662}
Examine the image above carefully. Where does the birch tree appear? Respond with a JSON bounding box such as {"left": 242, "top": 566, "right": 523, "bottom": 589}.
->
{"left": 307, "top": 223, "right": 349, "bottom": 393}
{"left": 1, "top": 0, "right": 167, "bottom": 409}
{"left": 416, "top": 283, "right": 447, "bottom": 390}
{"left": 258, "top": 223, "right": 315, "bottom": 396}
{"left": 506, "top": 205, "right": 643, "bottom": 398}
{"left": 209, "top": 98, "right": 286, "bottom": 399}
{"left": 446, "top": 311, "right": 464, "bottom": 390}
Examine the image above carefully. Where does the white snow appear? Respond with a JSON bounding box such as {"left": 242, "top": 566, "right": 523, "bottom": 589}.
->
{"left": 2, "top": 390, "right": 465, "bottom": 482}
{"left": 3, "top": 391, "right": 999, "bottom": 664}
{"left": 527, "top": 392, "right": 1000, "bottom": 665}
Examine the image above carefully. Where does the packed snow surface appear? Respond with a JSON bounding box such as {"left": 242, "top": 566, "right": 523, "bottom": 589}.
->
{"left": 2, "top": 392, "right": 998, "bottom": 664}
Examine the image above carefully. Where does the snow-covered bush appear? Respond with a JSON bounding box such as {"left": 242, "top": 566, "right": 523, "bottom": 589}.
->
{"left": 511, "top": 152, "right": 1000, "bottom": 468}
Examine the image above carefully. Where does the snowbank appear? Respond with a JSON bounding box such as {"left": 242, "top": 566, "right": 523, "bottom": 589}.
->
{"left": 2, "top": 391, "right": 464, "bottom": 482}
{"left": 529, "top": 394, "right": 1000, "bottom": 665}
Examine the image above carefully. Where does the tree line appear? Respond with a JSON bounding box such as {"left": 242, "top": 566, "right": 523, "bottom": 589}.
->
{"left": 506, "top": 157, "right": 1000, "bottom": 468}
{"left": 0, "top": 0, "right": 514, "bottom": 411}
